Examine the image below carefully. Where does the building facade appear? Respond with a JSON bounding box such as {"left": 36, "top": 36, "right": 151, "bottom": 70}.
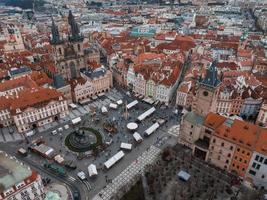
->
{"left": 0, "top": 88, "right": 69, "bottom": 133}
{"left": 71, "top": 67, "right": 112, "bottom": 103}
{"left": 0, "top": 151, "right": 45, "bottom": 200}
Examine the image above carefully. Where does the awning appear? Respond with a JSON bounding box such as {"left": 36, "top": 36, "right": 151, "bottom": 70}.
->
{"left": 72, "top": 117, "right": 81, "bottom": 125}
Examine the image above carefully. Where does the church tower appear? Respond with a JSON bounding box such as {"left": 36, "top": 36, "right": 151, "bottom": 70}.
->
{"left": 194, "top": 61, "right": 220, "bottom": 117}
{"left": 50, "top": 11, "right": 85, "bottom": 81}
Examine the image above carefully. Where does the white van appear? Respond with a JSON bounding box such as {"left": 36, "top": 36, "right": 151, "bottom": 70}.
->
{"left": 58, "top": 127, "right": 63, "bottom": 132}
{"left": 77, "top": 171, "right": 87, "bottom": 181}
{"left": 51, "top": 130, "right": 57, "bottom": 135}
{"left": 64, "top": 124, "right": 70, "bottom": 130}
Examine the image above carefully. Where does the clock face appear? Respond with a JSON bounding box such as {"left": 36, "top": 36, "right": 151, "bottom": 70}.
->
{"left": 203, "top": 91, "right": 209, "bottom": 97}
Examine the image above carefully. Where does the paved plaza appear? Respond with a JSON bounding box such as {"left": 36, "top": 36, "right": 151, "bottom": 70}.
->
{"left": 93, "top": 145, "right": 161, "bottom": 200}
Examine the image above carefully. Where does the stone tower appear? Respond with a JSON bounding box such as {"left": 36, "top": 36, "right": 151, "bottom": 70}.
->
{"left": 194, "top": 61, "right": 220, "bottom": 117}
{"left": 50, "top": 11, "right": 85, "bottom": 80}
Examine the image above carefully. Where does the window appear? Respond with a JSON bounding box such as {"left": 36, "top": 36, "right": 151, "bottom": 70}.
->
{"left": 213, "top": 139, "right": 216, "bottom": 143}
{"left": 255, "top": 155, "right": 259, "bottom": 161}
{"left": 256, "top": 164, "right": 261, "bottom": 170}
{"left": 221, "top": 142, "right": 224, "bottom": 147}
{"left": 226, "top": 160, "right": 229, "bottom": 164}
{"left": 239, "top": 158, "right": 242, "bottom": 162}
{"left": 232, "top": 163, "right": 235, "bottom": 167}
{"left": 205, "top": 129, "right": 212, "bottom": 134}
{"left": 230, "top": 146, "right": 233, "bottom": 150}
{"left": 264, "top": 159, "right": 267, "bottom": 165}
{"left": 203, "top": 91, "right": 209, "bottom": 96}
{"left": 242, "top": 150, "right": 245, "bottom": 154}
{"left": 249, "top": 170, "right": 256, "bottom": 176}
{"left": 237, "top": 148, "right": 240, "bottom": 152}
{"left": 262, "top": 175, "right": 265, "bottom": 179}
{"left": 247, "top": 152, "right": 250, "bottom": 156}
{"left": 259, "top": 157, "right": 264, "bottom": 163}
{"left": 252, "top": 162, "right": 257, "bottom": 168}
{"left": 191, "top": 125, "right": 194, "bottom": 128}
{"left": 228, "top": 153, "right": 231, "bottom": 158}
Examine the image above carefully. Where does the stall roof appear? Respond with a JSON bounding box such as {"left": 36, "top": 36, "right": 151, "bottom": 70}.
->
{"left": 120, "top": 142, "right": 132, "bottom": 150}
{"left": 116, "top": 100, "right": 123, "bottom": 105}
{"left": 101, "top": 106, "right": 108, "bottom": 113}
{"left": 88, "top": 164, "right": 98, "bottom": 177}
{"left": 126, "top": 100, "right": 138, "bottom": 109}
{"left": 137, "top": 107, "right": 156, "bottom": 121}
{"left": 69, "top": 103, "right": 77, "bottom": 109}
{"left": 109, "top": 103, "right": 118, "bottom": 109}
{"left": 145, "top": 122, "right": 160, "bottom": 136}
{"left": 133, "top": 132, "right": 143, "bottom": 141}
{"left": 72, "top": 117, "right": 81, "bottom": 124}
{"left": 104, "top": 151, "right": 125, "bottom": 169}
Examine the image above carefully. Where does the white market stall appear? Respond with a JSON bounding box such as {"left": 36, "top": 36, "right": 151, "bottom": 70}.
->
{"left": 116, "top": 100, "right": 123, "bottom": 105}
{"left": 120, "top": 142, "right": 132, "bottom": 151}
{"left": 104, "top": 151, "right": 125, "bottom": 169}
{"left": 101, "top": 106, "right": 108, "bottom": 114}
{"left": 144, "top": 122, "right": 160, "bottom": 136}
{"left": 126, "top": 100, "right": 138, "bottom": 109}
{"left": 133, "top": 132, "right": 143, "bottom": 143}
{"left": 127, "top": 122, "right": 138, "bottom": 131}
{"left": 109, "top": 103, "right": 118, "bottom": 109}
{"left": 137, "top": 107, "right": 156, "bottom": 121}
{"left": 72, "top": 117, "right": 81, "bottom": 125}
{"left": 88, "top": 164, "right": 98, "bottom": 177}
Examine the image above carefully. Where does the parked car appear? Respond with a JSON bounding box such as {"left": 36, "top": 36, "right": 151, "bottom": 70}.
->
{"left": 64, "top": 124, "right": 70, "bottom": 130}
{"left": 77, "top": 171, "right": 87, "bottom": 181}
{"left": 73, "top": 191, "right": 80, "bottom": 200}
{"left": 58, "top": 127, "right": 63, "bottom": 132}
{"left": 51, "top": 130, "right": 57, "bottom": 135}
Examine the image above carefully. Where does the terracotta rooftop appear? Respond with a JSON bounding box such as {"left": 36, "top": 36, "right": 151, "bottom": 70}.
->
{"left": 10, "top": 88, "right": 63, "bottom": 114}
{"left": 204, "top": 112, "right": 226, "bottom": 130}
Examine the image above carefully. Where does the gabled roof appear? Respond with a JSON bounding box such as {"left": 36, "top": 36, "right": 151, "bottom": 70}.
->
{"left": 204, "top": 112, "right": 226, "bottom": 130}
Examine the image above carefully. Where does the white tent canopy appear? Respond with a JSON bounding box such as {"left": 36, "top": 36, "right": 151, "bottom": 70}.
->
{"left": 101, "top": 106, "right": 108, "bottom": 113}
{"left": 116, "top": 100, "right": 123, "bottom": 105}
{"left": 120, "top": 142, "right": 132, "bottom": 150}
{"left": 133, "top": 132, "right": 143, "bottom": 142}
{"left": 104, "top": 151, "right": 125, "bottom": 169}
{"left": 88, "top": 164, "right": 98, "bottom": 177}
{"left": 72, "top": 117, "right": 81, "bottom": 125}
{"left": 109, "top": 103, "right": 118, "bottom": 109}
{"left": 69, "top": 103, "right": 77, "bottom": 109}
{"left": 145, "top": 122, "right": 160, "bottom": 136}
{"left": 126, "top": 100, "right": 138, "bottom": 109}
{"left": 137, "top": 107, "right": 156, "bottom": 121}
